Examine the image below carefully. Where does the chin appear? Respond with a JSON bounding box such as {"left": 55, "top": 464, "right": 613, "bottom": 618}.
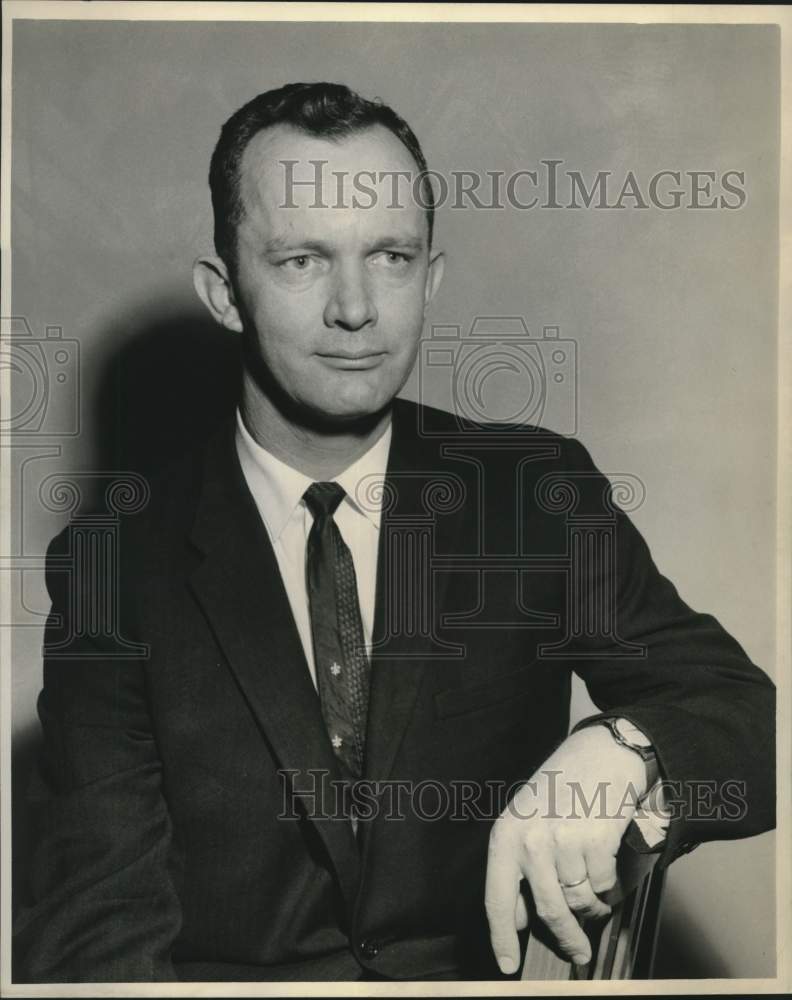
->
{"left": 307, "top": 392, "right": 391, "bottom": 428}
{"left": 328, "top": 386, "right": 392, "bottom": 416}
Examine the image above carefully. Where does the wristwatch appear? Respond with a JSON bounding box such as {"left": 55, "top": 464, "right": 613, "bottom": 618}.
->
{"left": 600, "top": 717, "right": 659, "bottom": 788}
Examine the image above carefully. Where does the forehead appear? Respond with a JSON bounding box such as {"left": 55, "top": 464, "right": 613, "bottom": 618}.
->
{"left": 237, "top": 123, "right": 428, "bottom": 244}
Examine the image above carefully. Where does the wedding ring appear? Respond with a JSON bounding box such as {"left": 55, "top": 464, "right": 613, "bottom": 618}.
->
{"left": 559, "top": 875, "right": 589, "bottom": 889}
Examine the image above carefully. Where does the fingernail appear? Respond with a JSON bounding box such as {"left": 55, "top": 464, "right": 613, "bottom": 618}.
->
{"left": 498, "top": 955, "right": 518, "bottom": 975}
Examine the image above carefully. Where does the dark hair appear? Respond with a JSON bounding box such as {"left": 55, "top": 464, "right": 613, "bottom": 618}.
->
{"left": 208, "top": 81, "right": 434, "bottom": 271}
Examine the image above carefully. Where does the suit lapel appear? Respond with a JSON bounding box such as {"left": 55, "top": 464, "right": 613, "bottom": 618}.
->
{"left": 364, "top": 400, "right": 466, "bottom": 784}
{"left": 187, "top": 424, "right": 361, "bottom": 905}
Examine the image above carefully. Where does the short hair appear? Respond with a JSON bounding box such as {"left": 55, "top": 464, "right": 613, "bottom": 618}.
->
{"left": 208, "top": 81, "right": 435, "bottom": 271}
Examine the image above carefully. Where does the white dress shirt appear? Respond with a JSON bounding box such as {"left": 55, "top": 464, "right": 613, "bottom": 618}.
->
{"left": 235, "top": 408, "right": 391, "bottom": 689}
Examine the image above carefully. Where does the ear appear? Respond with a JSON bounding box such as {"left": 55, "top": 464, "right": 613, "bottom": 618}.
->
{"left": 423, "top": 248, "right": 445, "bottom": 313}
{"left": 192, "top": 255, "right": 244, "bottom": 333}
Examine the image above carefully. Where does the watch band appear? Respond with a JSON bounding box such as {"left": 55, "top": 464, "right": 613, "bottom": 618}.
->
{"left": 600, "top": 716, "right": 656, "bottom": 761}
{"left": 573, "top": 716, "right": 661, "bottom": 790}
{"left": 599, "top": 717, "right": 660, "bottom": 790}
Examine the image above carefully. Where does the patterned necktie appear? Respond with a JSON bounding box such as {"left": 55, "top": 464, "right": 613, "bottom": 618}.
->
{"left": 303, "top": 482, "right": 370, "bottom": 779}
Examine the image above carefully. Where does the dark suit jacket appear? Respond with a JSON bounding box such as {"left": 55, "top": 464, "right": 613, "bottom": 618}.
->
{"left": 14, "top": 399, "right": 775, "bottom": 982}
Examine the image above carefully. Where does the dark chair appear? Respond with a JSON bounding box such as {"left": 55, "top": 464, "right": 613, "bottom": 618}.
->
{"left": 521, "top": 839, "right": 664, "bottom": 980}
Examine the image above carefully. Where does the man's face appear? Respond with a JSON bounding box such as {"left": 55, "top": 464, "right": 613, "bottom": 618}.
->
{"left": 227, "top": 124, "right": 443, "bottom": 424}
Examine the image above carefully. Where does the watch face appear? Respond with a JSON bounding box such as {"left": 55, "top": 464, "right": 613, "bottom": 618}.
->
{"left": 614, "top": 718, "right": 653, "bottom": 748}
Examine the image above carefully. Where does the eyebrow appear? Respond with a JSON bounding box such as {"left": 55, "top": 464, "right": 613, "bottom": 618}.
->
{"left": 260, "top": 234, "right": 426, "bottom": 254}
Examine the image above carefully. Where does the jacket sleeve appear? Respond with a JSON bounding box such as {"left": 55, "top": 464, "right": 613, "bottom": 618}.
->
{"left": 13, "top": 527, "right": 182, "bottom": 982}
{"left": 557, "top": 437, "right": 775, "bottom": 869}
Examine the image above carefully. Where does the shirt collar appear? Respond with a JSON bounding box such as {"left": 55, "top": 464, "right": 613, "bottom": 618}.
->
{"left": 235, "top": 408, "right": 392, "bottom": 542}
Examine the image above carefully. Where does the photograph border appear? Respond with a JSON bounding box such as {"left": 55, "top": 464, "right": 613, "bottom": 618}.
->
{"left": 1, "top": 3, "right": 789, "bottom": 996}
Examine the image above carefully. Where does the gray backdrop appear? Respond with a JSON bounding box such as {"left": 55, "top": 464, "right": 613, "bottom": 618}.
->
{"left": 9, "top": 19, "right": 778, "bottom": 978}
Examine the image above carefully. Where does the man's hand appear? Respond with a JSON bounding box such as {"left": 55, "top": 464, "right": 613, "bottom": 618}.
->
{"left": 485, "top": 724, "right": 648, "bottom": 974}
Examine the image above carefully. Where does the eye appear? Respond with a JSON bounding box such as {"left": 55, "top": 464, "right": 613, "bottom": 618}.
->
{"left": 374, "top": 250, "right": 413, "bottom": 267}
{"left": 283, "top": 255, "right": 311, "bottom": 270}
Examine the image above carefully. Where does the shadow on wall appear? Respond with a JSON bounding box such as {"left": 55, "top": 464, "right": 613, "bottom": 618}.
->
{"left": 93, "top": 309, "right": 242, "bottom": 477}
{"left": 12, "top": 309, "right": 241, "bottom": 919}
{"left": 652, "top": 891, "right": 732, "bottom": 979}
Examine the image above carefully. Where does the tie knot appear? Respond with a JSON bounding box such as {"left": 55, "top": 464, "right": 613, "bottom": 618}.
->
{"left": 303, "top": 481, "right": 346, "bottom": 520}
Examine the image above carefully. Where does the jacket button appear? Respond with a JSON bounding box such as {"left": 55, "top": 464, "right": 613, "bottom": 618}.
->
{"left": 360, "top": 938, "right": 380, "bottom": 959}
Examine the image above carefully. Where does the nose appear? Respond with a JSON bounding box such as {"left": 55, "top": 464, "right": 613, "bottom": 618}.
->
{"left": 323, "top": 261, "right": 378, "bottom": 331}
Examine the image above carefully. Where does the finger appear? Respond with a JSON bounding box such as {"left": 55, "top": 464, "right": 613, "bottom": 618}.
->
{"left": 559, "top": 880, "right": 612, "bottom": 921}
{"left": 584, "top": 843, "right": 619, "bottom": 897}
{"left": 485, "top": 826, "right": 522, "bottom": 975}
{"left": 555, "top": 841, "right": 611, "bottom": 921}
{"left": 515, "top": 891, "right": 529, "bottom": 931}
{"left": 522, "top": 840, "right": 592, "bottom": 965}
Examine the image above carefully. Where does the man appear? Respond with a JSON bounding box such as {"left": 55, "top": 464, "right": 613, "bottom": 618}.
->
{"left": 14, "top": 82, "right": 775, "bottom": 982}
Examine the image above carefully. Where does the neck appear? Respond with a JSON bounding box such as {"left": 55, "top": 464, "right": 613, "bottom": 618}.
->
{"left": 239, "top": 373, "right": 393, "bottom": 480}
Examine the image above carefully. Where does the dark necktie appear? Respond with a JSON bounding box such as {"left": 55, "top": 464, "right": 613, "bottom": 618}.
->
{"left": 303, "top": 482, "right": 370, "bottom": 779}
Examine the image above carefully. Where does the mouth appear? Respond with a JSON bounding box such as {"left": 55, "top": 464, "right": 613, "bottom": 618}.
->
{"left": 317, "top": 352, "right": 387, "bottom": 371}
